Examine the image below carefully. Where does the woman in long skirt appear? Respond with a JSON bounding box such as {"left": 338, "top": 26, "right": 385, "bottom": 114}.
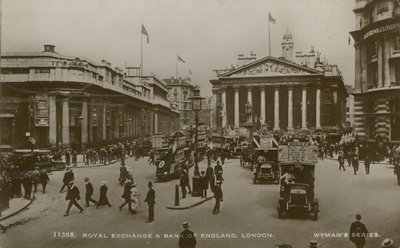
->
{"left": 96, "top": 181, "right": 112, "bottom": 208}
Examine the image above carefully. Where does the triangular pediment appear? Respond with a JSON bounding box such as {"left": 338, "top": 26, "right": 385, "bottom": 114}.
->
{"left": 220, "top": 56, "right": 322, "bottom": 78}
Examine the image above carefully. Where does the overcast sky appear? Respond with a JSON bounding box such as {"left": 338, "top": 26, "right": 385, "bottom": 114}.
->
{"left": 2, "top": 0, "right": 356, "bottom": 96}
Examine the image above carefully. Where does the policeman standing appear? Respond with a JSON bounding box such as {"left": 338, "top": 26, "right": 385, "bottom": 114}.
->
{"left": 179, "top": 222, "right": 197, "bottom": 248}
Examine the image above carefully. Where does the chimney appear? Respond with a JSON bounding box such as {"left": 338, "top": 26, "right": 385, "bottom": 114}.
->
{"left": 101, "top": 59, "right": 107, "bottom": 64}
{"left": 43, "top": 44, "right": 56, "bottom": 53}
{"left": 106, "top": 62, "right": 111, "bottom": 66}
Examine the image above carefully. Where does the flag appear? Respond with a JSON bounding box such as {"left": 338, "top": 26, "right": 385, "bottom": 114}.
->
{"left": 141, "top": 24, "right": 149, "bottom": 44}
{"left": 177, "top": 55, "right": 186, "bottom": 63}
{"left": 189, "top": 70, "right": 193, "bottom": 75}
{"left": 348, "top": 36, "right": 351, "bottom": 45}
{"left": 268, "top": 12, "right": 276, "bottom": 24}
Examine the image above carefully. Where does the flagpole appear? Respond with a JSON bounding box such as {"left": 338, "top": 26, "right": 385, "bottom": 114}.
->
{"left": 141, "top": 25, "right": 143, "bottom": 78}
{"left": 268, "top": 16, "right": 271, "bottom": 56}
{"left": 176, "top": 57, "right": 178, "bottom": 79}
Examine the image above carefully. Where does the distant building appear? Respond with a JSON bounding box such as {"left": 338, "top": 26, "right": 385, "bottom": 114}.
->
{"left": 199, "top": 96, "right": 214, "bottom": 128}
{"left": 0, "top": 45, "right": 179, "bottom": 149}
{"left": 211, "top": 30, "right": 348, "bottom": 133}
{"left": 349, "top": 0, "right": 400, "bottom": 143}
{"left": 164, "top": 77, "right": 196, "bottom": 129}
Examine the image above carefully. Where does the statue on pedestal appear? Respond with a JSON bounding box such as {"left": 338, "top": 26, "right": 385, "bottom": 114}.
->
{"left": 245, "top": 101, "right": 252, "bottom": 123}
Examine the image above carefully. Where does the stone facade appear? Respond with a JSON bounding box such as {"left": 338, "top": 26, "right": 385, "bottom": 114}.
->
{"left": 350, "top": 0, "right": 400, "bottom": 143}
{"left": 0, "top": 45, "right": 180, "bottom": 149}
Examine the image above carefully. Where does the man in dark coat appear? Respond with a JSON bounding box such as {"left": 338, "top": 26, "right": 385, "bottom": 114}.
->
{"left": 64, "top": 181, "right": 83, "bottom": 216}
{"left": 214, "top": 161, "right": 223, "bottom": 175}
{"left": 119, "top": 179, "right": 133, "bottom": 212}
{"left": 364, "top": 156, "right": 371, "bottom": 175}
{"left": 205, "top": 164, "right": 214, "bottom": 192}
{"left": 60, "top": 169, "right": 74, "bottom": 193}
{"left": 179, "top": 222, "right": 197, "bottom": 248}
{"left": 338, "top": 152, "right": 345, "bottom": 171}
{"left": 180, "top": 174, "right": 187, "bottom": 199}
{"left": 200, "top": 171, "right": 207, "bottom": 198}
{"left": 183, "top": 170, "right": 191, "bottom": 194}
{"left": 144, "top": 181, "right": 155, "bottom": 223}
{"left": 349, "top": 214, "right": 368, "bottom": 248}
{"left": 84, "top": 177, "right": 97, "bottom": 207}
{"left": 212, "top": 181, "right": 223, "bottom": 215}
{"left": 39, "top": 169, "right": 49, "bottom": 193}
{"left": 23, "top": 175, "right": 33, "bottom": 200}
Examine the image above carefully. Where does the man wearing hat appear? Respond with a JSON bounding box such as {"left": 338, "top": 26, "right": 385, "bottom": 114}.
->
{"left": 84, "top": 177, "right": 97, "bottom": 207}
{"left": 64, "top": 181, "right": 83, "bottom": 216}
{"left": 119, "top": 179, "right": 133, "bottom": 213}
{"left": 130, "top": 183, "right": 140, "bottom": 213}
{"left": 349, "top": 214, "right": 369, "bottom": 248}
{"left": 179, "top": 222, "right": 197, "bottom": 248}
{"left": 144, "top": 181, "right": 155, "bottom": 223}
{"left": 39, "top": 169, "right": 49, "bottom": 193}
{"left": 212, "top": 181, "right": 223, "bottom": 215}
{"left": 381, "top": 238, "right": 394, "bottom": 248}
{"left": 309, "top": 240, "right": 318, "bottom": 248}
{"left": 60, "top": 168, "right": 74, "bottom": 193}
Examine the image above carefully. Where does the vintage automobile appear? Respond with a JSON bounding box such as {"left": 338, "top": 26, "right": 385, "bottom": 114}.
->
{"left": 253, "top": 148, "right": 279, "bottom": 184}
{"left": 276, "top": 132, "right": 319, "bottom": 220}
{"left": 12, "top": 150, "right": 65, "bottom": 176}
{"left": 277, "top": 162, "right": 318, "bottom": 220}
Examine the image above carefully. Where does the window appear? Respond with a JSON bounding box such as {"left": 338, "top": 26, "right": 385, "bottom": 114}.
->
{"left": 367, "top": 41, "right": 377, "bottom": 58}
{"left": 368, "top": 63, "right": 378, "bottom": 87}
{"left": 376, "top": 2, "right": 389, "bottom": 16}
{"left": 395, "top": 35, "right": 400, "bottom": 51}
{"left": 395, "top": 60, "right": 400, "bottom": 82}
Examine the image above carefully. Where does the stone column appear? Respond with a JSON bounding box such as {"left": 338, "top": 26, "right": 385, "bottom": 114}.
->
{"left": 287, "top": 85, "right": 294, "bottom": 131}
{"left": 316, "top": 87, "right": 321, "bottom": 129}
{"left": 49, "top": 95, "right": 57, "bottom": 147}
{"left": 221, "top": 87, "right": 227, "bottom": 128}
{"left": 154, "top": 111, "right": 158, "bottom": 134}
{"left": 260, "top": 87, "right": 266, "bottom": 124}
{"left": 62, "top": 98, "right": 70, "bottom": 147}
{"left": 383, "top": 37, "right": 391, "bottom": 87}
{"left": 301, "top": 86, "right": 307, "bottom": 130}
{"left": 81, "top": 100, "right": 88, "bottom": 146}
{"left": 273, "top": 86, "right": 280, "bottom": 131}
{"left": 234, "top": 86, "right": 240, "bottom": 127}
{"left": 377, "top": 39, "right": 383, "bottom": 87}
{"left": 102, "top": 102, "right": 106, "bottom": 141}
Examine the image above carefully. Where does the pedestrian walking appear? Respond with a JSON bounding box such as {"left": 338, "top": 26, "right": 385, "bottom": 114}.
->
{"left": 119, "top": 179, "right": 133, "bottom": 213}
{"left": 84, "top": 177, "right": 97, "bottom": 207}
{"left": 60, "top": 168, "right": 74, "bottom": 193}
{"left": 96, "top": 181, "right": 112, "bottom": 208}
{"left": 347, "top": 150, "right": 353, "bottom": 167}
{"left": 200, "top": 171, "right": 207, "bottom": 198}
{"left": 353, "top": 155, "right": 359, "bottom": 175}
{"left": 338, "top": 153, "right": 345, "bottom": 171}
{"left": 214, "top": 160, "right": 223, "bottom": 175}
{"left": 72, "top": 150, "right": 78, "bottom": 167}
{"left": 212, "top": 181, "right": 223, "bottom": 215}
{"left": 64, "top": 181, "right": 83, "bottom": 216}
{"left": 22, "top": 174, "right": 33, "bottom": 200}
{"left": 183, "top": 169, "right": 191, "bottom": 194}
{"left": 220, "top": 149, "right": 226, "bottom": 165}
{"left": 180, "top": 174, "right": 187, "bottom": 199}
{"left": 349, "top": 214, "right": 368, "bottom": 248}
{"left": 144, "top": 181, "right": 155, "bottom": 223}
{"left": 32, "top": 167, "right": 40, "bottom": 193}
{"left": 380, "top": 238, "right": 395, "bottom": 248}
{"left": 205, "top": 164, "right": 215, "bottom": 192}
{"left": 179, "top": 222, "right": 197, "bottom": 248}
{"left": 39, "top": 169, "right": 49, "bottom": 193}
{"left": 65, "top": 150, "right": 71, "bottom": 166}
{"left": 364, "top": 156, "right": 371, "bottom": 175}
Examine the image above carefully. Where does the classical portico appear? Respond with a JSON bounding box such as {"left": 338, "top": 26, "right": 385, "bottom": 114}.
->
{"left": 212, "top": 57, "right": 326, "bottom": 131}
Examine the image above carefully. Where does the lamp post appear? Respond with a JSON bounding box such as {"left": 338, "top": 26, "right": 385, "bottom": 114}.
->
{"left": 189, "top": 86, "right": 204, "bottom": 197}
{"left": 218, "top": 103, "right": 224, "bottom": 148}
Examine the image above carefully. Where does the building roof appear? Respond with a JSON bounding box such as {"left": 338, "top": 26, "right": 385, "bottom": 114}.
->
{"left": 164, "top": 77, "right": 195, "bottom": 88}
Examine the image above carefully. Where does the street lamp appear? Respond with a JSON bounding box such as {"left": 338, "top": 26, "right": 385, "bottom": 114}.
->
{"left": 189, "top": 86, "right": 204, "bottom": 197}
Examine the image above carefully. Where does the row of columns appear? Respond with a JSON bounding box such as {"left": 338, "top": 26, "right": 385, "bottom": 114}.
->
{"left": 220, "top": 85, "right": 321, "bottom": 130}
{"left": 48, "top": 95, "right": 154, "bottom": 148}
